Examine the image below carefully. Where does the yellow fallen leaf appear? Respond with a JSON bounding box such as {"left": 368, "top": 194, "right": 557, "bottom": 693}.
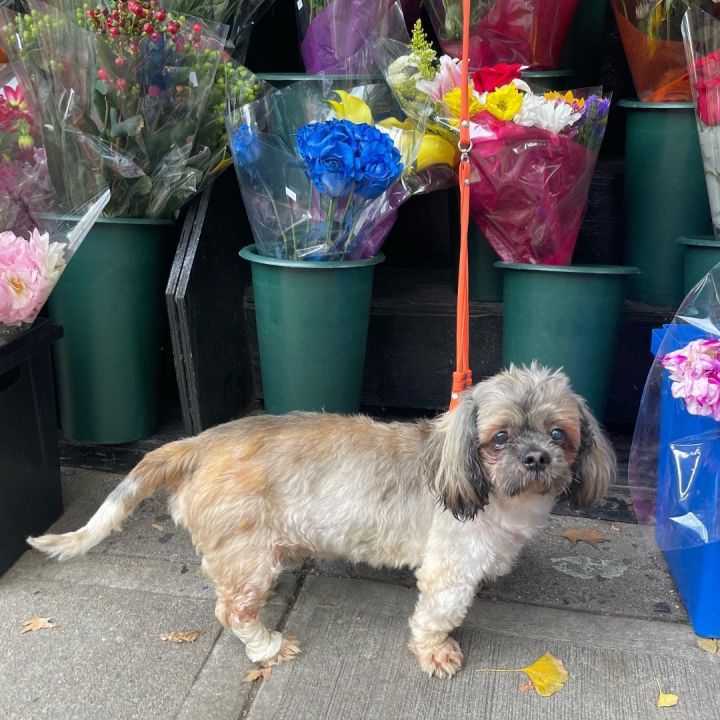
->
{"left": 562, "top": 527, "right": 610, "bottom": 549}
{"left": 20, "top": 617, "right": 57, "bottom": 634}
{"left": 657, "top": 692, "right": 679, "bottom": 708}
{"left": 522, "top": 653, "right": 569, "bottom": 697}
{"left": 159, "top": 629, "right": 203, "bottom": 643}
{"left": 243, "top": 668, "right": 272, "bottom": 683}
{"left": 697, "top": 638, "right": 719, "bottom": 654}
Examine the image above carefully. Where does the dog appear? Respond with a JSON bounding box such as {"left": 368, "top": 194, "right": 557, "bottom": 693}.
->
{"left": 28, "top": 364, "right": 615, "bottom": 678}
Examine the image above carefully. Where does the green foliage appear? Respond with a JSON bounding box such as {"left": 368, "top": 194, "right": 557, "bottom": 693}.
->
{"left": 410, "top": 20, "right": 437, "bottom": 80}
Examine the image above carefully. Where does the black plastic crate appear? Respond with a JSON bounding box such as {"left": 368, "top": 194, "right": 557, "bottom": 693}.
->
{"left": 0, "top": 320, "right": 64, "bottom": 575}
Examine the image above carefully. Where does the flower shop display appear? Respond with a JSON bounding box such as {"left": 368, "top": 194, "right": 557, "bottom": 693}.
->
{"left": 0, "top": 0, "right": 259, "bottom": 442}
{"left": 620, "top": 99, "right": 712, "bottom": 306}
{"left": 296, "top": 0, "right": 408, "bottom": 75}
{"left": 629, "top": 267, "right": 720, "bottom": 637}
{"left": 424, "top": 0, "right": 579, "bottom": 70}
{"left": 228, "top": 78, "right": 456, "bottom": 413}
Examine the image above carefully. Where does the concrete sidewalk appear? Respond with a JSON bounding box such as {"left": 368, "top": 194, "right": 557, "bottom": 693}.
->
{"left": 1, "top": 467, "right": 718, "bottom": 720}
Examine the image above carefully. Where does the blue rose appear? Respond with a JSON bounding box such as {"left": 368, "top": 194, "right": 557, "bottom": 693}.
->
{"left": 353, "top": 124, "right": 403, "bottom": 200}
{"left": 232, "top": 124, "right": 261, "bottom": 167}
{"left": 295, "top": 120, "right": 357, "bottom": 198}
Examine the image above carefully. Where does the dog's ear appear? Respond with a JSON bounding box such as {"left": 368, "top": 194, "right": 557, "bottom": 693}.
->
{"left": 568, "top": 398, "right": 616, "bottom": 508}
{"left": 424, "top": 389, "right": 490, "bottom": 521}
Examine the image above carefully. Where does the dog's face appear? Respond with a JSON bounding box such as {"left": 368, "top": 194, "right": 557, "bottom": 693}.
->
{"left": 426, "top": 364, "right": 616, "bottom": 521}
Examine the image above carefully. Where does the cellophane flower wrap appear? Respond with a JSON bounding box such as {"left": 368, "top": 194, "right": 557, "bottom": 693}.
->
{"left": 226, "top": 78, "right": 457, "bottom": 260}
{"left": 424, "top": 0, "right": 578, "bottom": 70}
{"left": 387, "top": 44, "right": 609, "bottom": 265}
{"left": 0, "top": 77, "right": 110, "bottom": 342}
{"left": 296, "top": 0, "right": 408, "bottom": 75}
{"left": 0, "top": 0, "right": 229, "bottom": 219}
{"left": 611, "top": 0, "right": 720, "bottom": 102}
{"left": 165, "top": 0, "right": 275, "bottom": 59}
{"left": 629, "top": 263, "right": 720, "bottom": 555}
{"left": 683, "top": 6, "right": 720, "bottom": 238}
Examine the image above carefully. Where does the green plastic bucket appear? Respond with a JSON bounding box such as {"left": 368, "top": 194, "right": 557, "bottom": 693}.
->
{"left": 677, "top": 236, "right": 720, "bottom": 294}
{"left": 48, "top": 218, "right": 175, "bottom": 444}
{"left": 497, "top": 262, "right": 640, "bottom": 419}
{"left": 559, "top": 0, "right": 608, "bottom": 86}
{"left": 468, "top": 223, "right": 503, "bottom": 302}
{"left": 621, "top": 100, "right": 712, "bottom": 306}
{"left": 241, "top": 245, "right": 383, "bottom": 414}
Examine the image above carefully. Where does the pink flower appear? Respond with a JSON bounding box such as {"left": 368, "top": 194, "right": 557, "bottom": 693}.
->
{"left": 2, "top": 84, "right": 27, "bottom": 112}
{"left": 417, "top": 55, "right": 462, "bottom": 103}
{"left": 662, "top": 338, "right": 720, "bottom": 419}
{"left": 0, "top": 228, "right": 66, "bottom": 327}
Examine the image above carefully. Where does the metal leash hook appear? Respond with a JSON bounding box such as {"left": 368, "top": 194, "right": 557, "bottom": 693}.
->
{"left": 449, "top": 0, "right": 474, "bottom": 410}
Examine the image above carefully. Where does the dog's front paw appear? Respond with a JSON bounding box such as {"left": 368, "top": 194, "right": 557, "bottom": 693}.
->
{"left": 411, "top": 636, "right": 464, "bottom": 679}
{"left": 260, "top": 634, "right": 301, "bottom": 667}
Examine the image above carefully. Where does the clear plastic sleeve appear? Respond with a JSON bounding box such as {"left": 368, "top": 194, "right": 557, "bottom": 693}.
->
{"left": 165, "top": 0, "right": 275, "bottom": 60}
{"left": 683, "top": 5, "right": 720, "bottom": 237}
{"left": 610, "top": 0, "right": 720, "bottom": 102}
{"left": 629, "top": 265, "right": 720, "bottom": 557}
{"left": 467, "top": 92, "right": 608, "bottom": 265}
{"left": 296, "top": 0, "right": 408, "bottom": 75}
{"left": 225, "top": 78, "right": 455, "bottom": 260}
{"left": 424, "top": 0, "right": 579, "bottom": 70}
{"left": 1, "top": 0, "right": 229, "bottom": 219}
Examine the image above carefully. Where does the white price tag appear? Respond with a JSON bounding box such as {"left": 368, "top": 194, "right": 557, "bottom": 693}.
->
{"left": 285, "top": 187, "right": 297, "bottom": 202}
{"left": 296, "top": 0, "right": 303, "bottom": 9}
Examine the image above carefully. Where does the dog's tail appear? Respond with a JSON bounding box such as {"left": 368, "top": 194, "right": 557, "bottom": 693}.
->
{"left": 28, "top": 439, "right": 197, "bottom": 561}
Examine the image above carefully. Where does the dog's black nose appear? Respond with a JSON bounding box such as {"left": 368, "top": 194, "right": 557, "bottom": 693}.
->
{"left": 523, "top": 450, "right": 550, "bottom": 471}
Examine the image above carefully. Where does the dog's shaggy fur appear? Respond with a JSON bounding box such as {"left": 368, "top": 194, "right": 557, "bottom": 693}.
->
{"left": 29, "top": 365, "right": 615, "bottom": 678}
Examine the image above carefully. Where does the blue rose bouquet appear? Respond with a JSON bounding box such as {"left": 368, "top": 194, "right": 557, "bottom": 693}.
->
{"left": 226, "top": 79, "right": 456, "bottom": 260}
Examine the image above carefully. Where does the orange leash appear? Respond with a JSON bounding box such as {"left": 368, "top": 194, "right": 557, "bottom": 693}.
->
{"left": 449, "top": 0, "right": 473, "bottom": 410}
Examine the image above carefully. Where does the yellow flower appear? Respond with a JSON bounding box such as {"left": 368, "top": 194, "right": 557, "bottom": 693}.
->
{"left": 441, "top": 86, "right": 484, "bottom": 121}
{"left": 484, "top": 84, "right": 523, "bottom": 121}
{"left": 327, "top": 90, "right": 373, "bottom": 124}
{"left": 544, "top": 90, "right": 585, "bottom": 109}
{"left": 377, "top": 118, "right": 458, "bottom": 170}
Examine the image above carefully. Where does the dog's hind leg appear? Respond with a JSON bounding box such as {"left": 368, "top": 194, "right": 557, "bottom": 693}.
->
{"left": 210, "top": 554, "right": 301, "bottom": 667}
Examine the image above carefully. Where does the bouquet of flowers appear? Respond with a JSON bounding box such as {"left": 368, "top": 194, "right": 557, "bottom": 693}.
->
{"left": 382, "top": 27, "right": 609, "bottom": 265}
{"left": 226, "top": 78, "right": 457, "bottom": 260}
{"left": 463, "top": 68, "right": 610, "bottom": 265}
{"left": 611, "top": 0, "right": 720, "bottom": 102}
{"left": 296, "top": 0, "right": 408, "bottom": 75}
{"left": 0, "top": 78, "right": 110, "bottom": 341}
{"left": 424, "top": 0, "right": 579, "bottom": 70}
{"left": 683, "top": 5, "right": 720, "bottom": 237}
{"left": 0, "top": 0, "right": 230, "bottom": 218}
{"left": 165, "top": 0, "right": 275, "bottom": 59}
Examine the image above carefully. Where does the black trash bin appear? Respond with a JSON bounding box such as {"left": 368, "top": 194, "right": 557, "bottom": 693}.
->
{"left": 0, "top": 320, "right": 64, "bottom": 576}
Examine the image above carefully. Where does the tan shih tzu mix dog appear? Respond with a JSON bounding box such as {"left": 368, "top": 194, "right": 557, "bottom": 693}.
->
{"left": 29, "top": 364, "right": 615, "bottom": 678}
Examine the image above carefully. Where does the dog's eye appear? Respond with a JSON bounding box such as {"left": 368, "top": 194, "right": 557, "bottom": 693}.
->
{"left": 493, "top": 431, "right": 509, "bottom": 447}
{"left": 550, "top": 428, "right": 566, "bottom": 443}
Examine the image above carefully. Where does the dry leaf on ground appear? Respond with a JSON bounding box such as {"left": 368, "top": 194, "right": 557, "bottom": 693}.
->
{"left": 20, "top": 617, "right": 57, "bottom": 634}
{"left": 151, "top": 523, "right": 165, "bottom": 531}
{"left": 610, "top": 523, "right": 621, "bottom": 532}
{"left": 477, "top": 652, "right": 569, "bottom": 697}
{"left": 159, "top": 629, "right": 203, "bottom": 643}
{"left": 518, "top": 680, "right": 534, "bottom": 693}
{"left": 522, "top": 653, "right": 569, "bottom": 697}
{"left": 697, "top": 638, "right": 719, "bottom": 654}
{"left": 243, "top": 668, "right": 272, "bottom": 683}
{"left": 657, "top": 692, "right": 679, "bottom": 708}
{"left": 562, "top": 527, "right": 610, "bottom": 549}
